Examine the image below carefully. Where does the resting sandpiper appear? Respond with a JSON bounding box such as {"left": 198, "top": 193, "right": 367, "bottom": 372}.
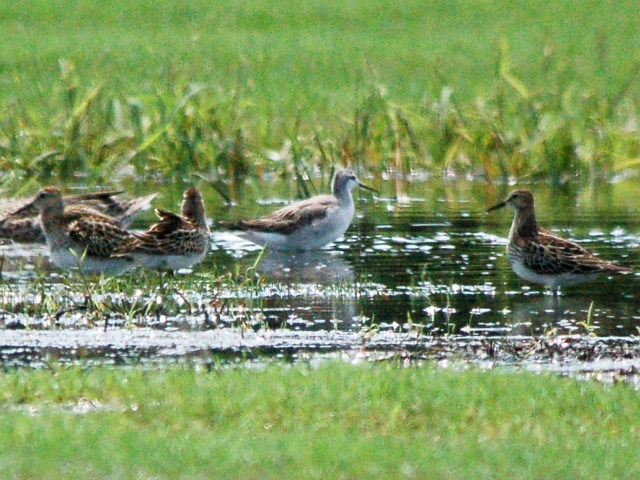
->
{"left": 224, "top": 169, "right": 376, "bottom": 251}
{"left": 31, "top": 187, "right": 136, "bottom": 275}
{"left": 0, "top": 190, "right": 156, "bottom": 243}
{"left": 122, "top": 188, "right": 210, "bottom": 271}
{"left": 487, "top": 189, "right": 632, "bottom": 296}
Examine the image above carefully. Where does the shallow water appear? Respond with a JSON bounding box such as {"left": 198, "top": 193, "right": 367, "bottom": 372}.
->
{"left": 209, "top": 176, "right": 640, "bottom": 337}
{"left": 0, "top": 176, "right": 639, "bottom": 371}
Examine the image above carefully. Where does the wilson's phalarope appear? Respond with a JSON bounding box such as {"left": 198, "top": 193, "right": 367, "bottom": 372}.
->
{"left": 0, "top": 190, "right": 156, "bottom": 243}
{"left": 122, "top": 188, "right": 210, "bottom": 271}
{"left": 31, "top": 187, "right": 136, "bottom": 275}
{"left": 225, "top": 169, "right": 376, "bottom": 251}
{"left": 487, "top": 189, "right": 632, "bottom": 296}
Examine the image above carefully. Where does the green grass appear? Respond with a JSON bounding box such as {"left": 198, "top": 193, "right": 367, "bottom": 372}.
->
{"left": 0, "top": 363, "right": 639, "bottom": 479}
{"left": 0, "top": 257, "right": 266, "bottom": 329}
{"left": 2, "top": 0, "right": 639, "bottom": 113}
{"left": 1, "top": 1, "right": 639, "bottom": 187}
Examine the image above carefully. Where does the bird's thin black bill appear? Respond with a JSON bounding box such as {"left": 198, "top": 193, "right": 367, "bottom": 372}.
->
{"left": 357, "top": 182, "right": 378, "bottom": 194}
{"left": 486, "top": 200, "right": 507, "bottom": 212}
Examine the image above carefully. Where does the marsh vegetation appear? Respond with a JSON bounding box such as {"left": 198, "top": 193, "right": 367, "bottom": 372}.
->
{"left": 1, "top": 1, "right": 639, "bottom": 477}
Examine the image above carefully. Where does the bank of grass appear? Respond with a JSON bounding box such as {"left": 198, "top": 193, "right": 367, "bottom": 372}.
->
{"left": 1, "top": 1, "right": 639, "bottom": 188}
{"left": 0, "top": 363, "right": 639, "bottom": 479}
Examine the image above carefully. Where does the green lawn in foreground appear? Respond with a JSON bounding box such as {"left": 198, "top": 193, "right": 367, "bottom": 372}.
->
{"left": 1, "top": 363, "right": 638, "bottom": 479}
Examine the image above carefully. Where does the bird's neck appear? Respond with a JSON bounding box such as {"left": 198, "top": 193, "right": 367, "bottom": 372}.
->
{"left": 40, "top": 203, "right": 63, "bottom": 223}
{"left": 39, "top": 203, "right": 66, "bottom": 242}
{"left": 509, "top": 208, "right": 538, "bottom": 241}
{"left": 182, "top": 201, "right": 208, "bottom": 230}
{"left": 333, "top": 185, "right": 353, "bottom": 207}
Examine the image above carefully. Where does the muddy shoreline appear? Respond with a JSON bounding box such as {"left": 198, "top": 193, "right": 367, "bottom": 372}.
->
{"left": 1, "top": 328, "right": 638, "bottom": 385}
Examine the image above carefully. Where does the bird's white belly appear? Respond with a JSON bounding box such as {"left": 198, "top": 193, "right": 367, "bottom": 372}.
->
{"left": 50, "top": 248, "right": 81, "bottom": 270}
{"left": 247, "top": 205, "right": 355, "bottom": 251}
{"left": 133, "top": 251, "right": 207, "bottom": 271}
{"left": 510, "top": 256, "right": 599, "bottom": 288}
{"left": 50, "top": 248, "right": 133, "bottom": 275}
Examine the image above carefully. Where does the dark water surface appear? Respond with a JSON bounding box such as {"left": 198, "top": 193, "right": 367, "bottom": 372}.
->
{"left": 0, "top": 176, "right": 639, "bottom": 369}
{"left": 209, "top": 176, "right": 640, "bottom": 337}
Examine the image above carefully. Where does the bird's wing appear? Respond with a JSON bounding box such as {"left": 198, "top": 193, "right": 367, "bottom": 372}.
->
{"left": 0, "top": 191, "right": 126, "bottom": 222}
{"left": 62, "top": 205, "right": 127, "bottom": 226}
{"left": 65, "top": 191, "right": 156, "bottom": 225}
{"left": 0, "top": 199, "right": 38, "bottom": 220}
{"left": 146, "top": 209, "right": 192, "bottom": 236}
{"left": 123, "top": 229, "right": 207, "bottom": 255}
{"left": 120, "top": 208, "right": 205, "bottom": 255}
{"left": 68, "top": 215, "right": 132, "bottom": 258}
{"left": 117, "top": 193, "right": 158, "bottom": 226}
{"left": 537, "top": 229, "right": 591, "bottom": 256}
{"left": 0, "top": 191, "right": 155, "bottom": 231}
{"left": 232, "top": 196, "right": 337, "bottom": 235}
{"left": 0, "top": 218, "right": 44, "bottom": 242}
{"left": 64, "top": 191, "right": 125, "bottom": 203}
{"left": 118, "top": 231, "right": 162, "bottom": 254}
{"left": 67, "top": 190, "right": 125, "bottom": 199}
{"left": 63, "top": 191, "right": 124, "bottom": 217}
{"left": 521, "top": 235, "right": 630, "bottom": 275}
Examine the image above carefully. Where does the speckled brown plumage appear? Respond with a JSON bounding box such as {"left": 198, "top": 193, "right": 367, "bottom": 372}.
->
{"left": 120, "top": 188, "right": 210, "bottom": 270}
{"left": 510, "top": 228, "right": 631, "bottom": 276}
{"left": 488, "top": 189, "right": 631, "bottom": 296}
{"left": 31, "top": 187, "right": 136, "bottom": 274}
{"left": 0, "top": 190, "right": 156, "bottom": 243}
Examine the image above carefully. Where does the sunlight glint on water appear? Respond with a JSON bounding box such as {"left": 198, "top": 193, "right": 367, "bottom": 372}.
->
{"left": 207, "top": 177, "right": 640, "bottom": 337}
{"left": 0, "top": 177, "right": 638, "bottom": 365}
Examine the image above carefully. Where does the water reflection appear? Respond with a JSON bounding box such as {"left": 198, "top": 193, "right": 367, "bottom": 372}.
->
{"left": 0, "top": 177, "right": 639, "bottom": 341}
{"left": 0, "top": 242, "right": 51, "bottom": 279}
{"left": 259, "top": 294, "right": 360, "bottom": 332}
{"left": 254, "top": 250, "right": 358, "bottom": 331}
{"left": 210, "top": 176, "right": 640, "bottom": 337}
{"left": 257, "top": 250, "right": 354, "bottom": 284}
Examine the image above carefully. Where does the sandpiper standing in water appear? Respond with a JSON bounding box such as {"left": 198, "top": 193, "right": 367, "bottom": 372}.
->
{"left": 122, "top": 188, "right": 210, "bottom": 271}
{"left": 0, "top": 190, "right": 156, "bottom": 243}
{"left": 224, "top": 169, "right": 376, "bottom": 251}
{"left": 487, "top": 189, "right": 632, "bottom": 297}
{"left": 31, "top": 187, "right": 136, "bottom": 275}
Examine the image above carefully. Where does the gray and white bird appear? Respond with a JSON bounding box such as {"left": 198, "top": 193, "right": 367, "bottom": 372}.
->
{"left": 224, "top": 169, "right": 376, "bottom": 251}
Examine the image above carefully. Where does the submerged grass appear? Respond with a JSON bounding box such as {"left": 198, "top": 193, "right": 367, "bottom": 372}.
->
{"left": 0, "top": 260, "right": 266, "bottom": 330}
{"left": 0, "top": 363, "right": 639, "bottom": 479}
{"left": 0, "top": 1, "right": 639, "bottom": 188}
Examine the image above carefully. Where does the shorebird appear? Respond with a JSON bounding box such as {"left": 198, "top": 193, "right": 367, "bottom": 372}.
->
{"left": 121, "top": 188, "right": 210, "bottom": 271}
{"left": 224, "top": 169, "right": 376, "bottom": 251}
{"left": 0, "top": 190, "right": 156, "bottom": 243}
{"left": 30, "top": 187, "right": 136, "bottom": 275}
{"left": 487, "top": 189, "right": 632, "bottom": 296}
